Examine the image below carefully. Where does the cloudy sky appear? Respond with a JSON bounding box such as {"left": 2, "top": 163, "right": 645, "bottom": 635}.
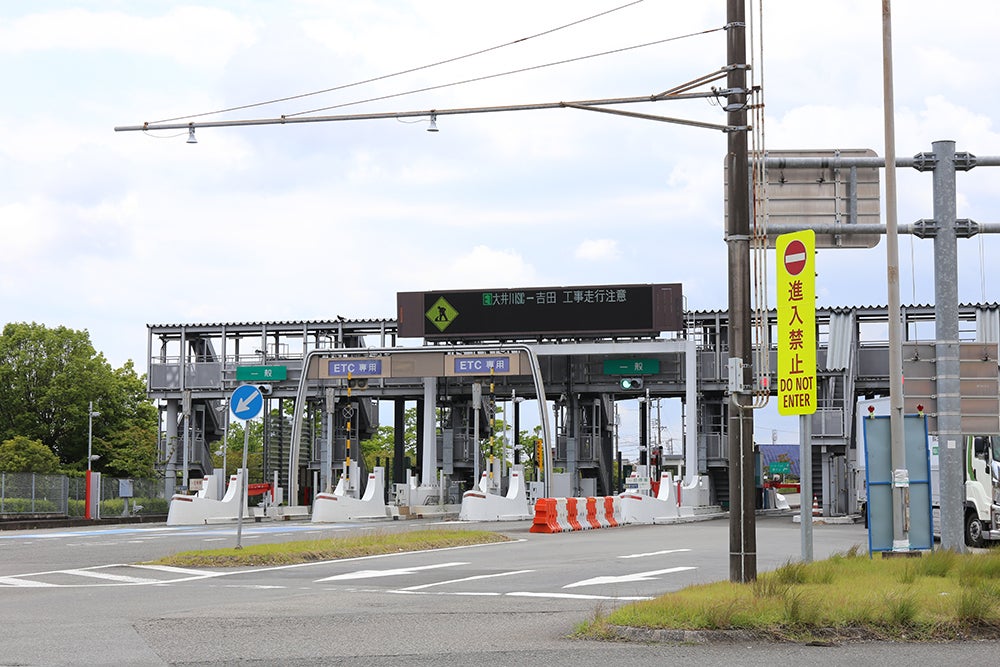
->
{"left": 2, "top": 1, "right": 998, "bottom": 447}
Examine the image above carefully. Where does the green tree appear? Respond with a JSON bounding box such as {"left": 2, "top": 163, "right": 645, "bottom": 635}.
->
{"left": 360, "top": 425, "right": 398, "bottom": 470}
{"left": 209, "top": 418, "right": 264, "bottom": 483}
{"left": 0, "top": 436, "right": 61, "bottom": 473}
{"left": 97, "top": 425, "right": 157, "bottom": 478}
{"left": 0, "top": 322, "right": 157, "bottom": 468}
{"left": 360, "top": 406, "right": 420, "bottom": 471}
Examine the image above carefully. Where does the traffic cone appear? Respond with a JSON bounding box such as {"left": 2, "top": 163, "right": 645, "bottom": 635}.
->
{"left": 812, "top": 495, "right": 821, "bottom": 517}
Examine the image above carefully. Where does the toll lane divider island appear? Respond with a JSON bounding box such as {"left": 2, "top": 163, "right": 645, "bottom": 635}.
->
{"left": 165, "top": 466, "right": 726, "bottom": 528}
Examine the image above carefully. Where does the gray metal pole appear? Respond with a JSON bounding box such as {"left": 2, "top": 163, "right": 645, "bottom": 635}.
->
{"left": 685, "top": 339, "right": 698, "bottom": 482}
{"left": 221, "top": 400, "right": 229, "bottom": 499}
{"left": 800, "top": 414, "right": 813, "bottom": 562}
{"left": 726, "top": 0, "right": 755, "bottom": 583}
{"left": 931, "top": 139, "right": 967, "bottom": 553}
{"left": 881, "top": 0, "right": 908, "bottom": 551}
{"left": 473, "top": 382, "right": 481, "bottom": 484}
{"left": 422, "top": 377, "right": 438, "bottom": 489}
{"left": 165, "top": 400, "right": 178, "bottom": 499}
{"left": 323, "top": 389, "right": 334, "bottom": 493}
{"left": 236, "top": 428, "right": 249, "bottom": 549}
{"left": 182, "top": 409, "right": 190, "bottom": 492}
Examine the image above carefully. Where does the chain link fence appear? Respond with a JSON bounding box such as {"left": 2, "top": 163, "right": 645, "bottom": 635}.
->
{"left": 1, "top": 472, "right": 168, "bottom": 518}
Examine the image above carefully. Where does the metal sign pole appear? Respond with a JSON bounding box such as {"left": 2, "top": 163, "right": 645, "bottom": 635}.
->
{"left": 229, "top": 383, "right": 263, "bottom": 550}
{"left": 800, "top": 413, "right": 813, "bottom": 562}
{"left": 236, "top": 425, "right": 249, "bottom": 549}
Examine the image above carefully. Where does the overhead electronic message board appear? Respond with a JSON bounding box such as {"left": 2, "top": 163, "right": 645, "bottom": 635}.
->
{"left": 397, "top": 283, "right": 683, "bottom": 339}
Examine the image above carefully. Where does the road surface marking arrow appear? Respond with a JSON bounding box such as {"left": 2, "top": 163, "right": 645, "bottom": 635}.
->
{"left": 401, "top": 568, "right": 534, "bottom": 591}
{"left": 563, "top": 566, "right": 696, "bottom": 589}
{"left": 619, "top": 548, "right": 691, "bottom": 559}
{"left": 315, "top": 561, "right": 467, "bottom": 582}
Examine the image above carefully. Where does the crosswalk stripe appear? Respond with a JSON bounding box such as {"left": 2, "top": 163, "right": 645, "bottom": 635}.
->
{"left": 0, "top": 576, "right": 57, "bottom": 587}
{"left": 131, "top": 564, "right": 210, "bottom": 576}
{"left": 61, "top": 568, "right": 160, "bottom": 584}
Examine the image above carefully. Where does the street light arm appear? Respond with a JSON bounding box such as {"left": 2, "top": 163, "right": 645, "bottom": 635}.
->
{"left": 115, "top": 90, "right": 735, "bottom": 133}
{"left": 561, "top": 102, "right": 737, "bottom": 132}
{"left": 654, "top": 68, "right": 730, "bottom": 98}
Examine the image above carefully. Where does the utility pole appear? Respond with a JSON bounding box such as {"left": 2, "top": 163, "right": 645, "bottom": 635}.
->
{"left": 726, "top": 0, "right": 755, "bottom": 582}
{"left": 881, "top": 0, "right": 909, "bottom": 553}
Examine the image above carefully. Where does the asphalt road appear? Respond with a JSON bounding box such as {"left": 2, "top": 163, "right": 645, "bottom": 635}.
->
{"left": 1, "top": 514, "right": 997, "bottom": 666}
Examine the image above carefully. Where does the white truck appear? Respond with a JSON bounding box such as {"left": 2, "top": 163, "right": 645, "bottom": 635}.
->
{"left": 853, "top": 397, "right": 1000, "bottom": 547}
{"left": 961, "top": 434, "right": 1000, "bottom": 547}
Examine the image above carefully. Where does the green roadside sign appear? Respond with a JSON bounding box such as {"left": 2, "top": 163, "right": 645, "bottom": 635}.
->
{"left": 769, "top": 461, "right": 791, "bottom": 475}
{"left": 235, "top": 365, "right": 287, "bottom": 382}
{"left": 603, "top": 359, "right": 660, "bottom": 376}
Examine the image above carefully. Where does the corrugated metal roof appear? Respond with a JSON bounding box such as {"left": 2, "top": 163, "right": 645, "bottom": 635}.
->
{"left": 148, "top": 303, "right": 1000, "bottom": 331}
{"left": 147, "top": 318, "right": 394, "bottom": 328}
{"left": 690, "top": 302, "right": 1000, "bottom": 317}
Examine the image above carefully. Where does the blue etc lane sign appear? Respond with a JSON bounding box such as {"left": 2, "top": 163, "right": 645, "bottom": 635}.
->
{"left": 452, "top": 356, "right": 511, "bottom": 374}
{"left": 230, "top": 384, "right": 263, "bottom": 421}
{"left": 327, "top": 359, "right": 383, "bottom": 377}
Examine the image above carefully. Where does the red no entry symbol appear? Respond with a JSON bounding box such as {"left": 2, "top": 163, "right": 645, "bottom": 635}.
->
{"left": 783, "top": 240, "right": 807, "bottom": 276}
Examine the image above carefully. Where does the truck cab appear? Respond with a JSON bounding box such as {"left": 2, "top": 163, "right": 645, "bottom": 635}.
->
{"left": 964, "top": 435, "right": 1000, "bottom": 547}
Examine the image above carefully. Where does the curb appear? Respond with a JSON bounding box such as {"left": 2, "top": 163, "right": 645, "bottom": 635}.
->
{"left": 604, "top": 625, "right": 770, "bottom": 644}
{"left": 0, "top": 515, "right": 168, "bottom": 531}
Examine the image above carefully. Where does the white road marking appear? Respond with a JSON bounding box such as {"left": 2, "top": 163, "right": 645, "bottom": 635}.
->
{"left": 132, "top": 564, "right": 213, "bottom": 576}
{"left": 563, "top": 566, "right": 696, "bottom": 588}
{"left": 401, "top": 569, "right": 534, "bottom": 591}
{"left": 508, "top": 591, "right": 652, "bottom": 601}
{"left": 316, "top": 562, "right": 467, "bottom": 583}
{"left": 618, "top": 548, "right": 691, "bottom": 559}
{"left": 0, "top": 576, "right": 57, "bottom": 587}
{"left": 61, "top": 568, "right": 160, "bottom": 584}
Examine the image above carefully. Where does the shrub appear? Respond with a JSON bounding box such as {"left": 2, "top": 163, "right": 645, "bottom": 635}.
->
{"left": 0, "top": 497, "right": 59, "bottom": 513}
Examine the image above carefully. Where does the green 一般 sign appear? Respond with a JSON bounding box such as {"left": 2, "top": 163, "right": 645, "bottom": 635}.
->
{"left": 235, "top": 365, "right": 287, "bottom": 382}
{"left": 603, "top": 359, "right": 659, "bottom": 375}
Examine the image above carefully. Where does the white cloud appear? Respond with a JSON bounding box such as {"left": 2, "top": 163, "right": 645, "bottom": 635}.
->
{"left": 0, "top": 7, "right": 257, "bottom": 67}
{"left": 1, "top": 0, "right": 999, "bottom": 374}
{"left": 416, "top": 245, "right": 539, "bottom": 291}
{"left": 574, "top": 238, "right": 620, "bottom": 261}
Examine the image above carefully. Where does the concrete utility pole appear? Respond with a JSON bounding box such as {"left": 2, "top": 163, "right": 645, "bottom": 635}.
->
{"left": 881, "top": 0, "right": 909, "bottom": 553}
{"left": 725, "top": 0, "right": 755, "bottom": 583}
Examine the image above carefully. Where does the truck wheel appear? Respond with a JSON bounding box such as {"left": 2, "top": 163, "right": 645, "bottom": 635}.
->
{"left": 965, "top": 510, "right": 987, "bottom": 548}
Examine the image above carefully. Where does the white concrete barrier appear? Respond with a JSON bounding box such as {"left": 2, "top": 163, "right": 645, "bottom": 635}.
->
{"left": 312, "top": 467, "right": 390, "bottom": 522}
{"left": 679, "top": 474, "right": 712, "bottom": 509}
{"left": 167, "top": 470, "right": 248, "bottom": 525}
{"left": 458, "top": 466, "right": 532, "bottom": 521}
{"left": 619, "top": 471, "right": 681, "bottom": 524}
{"left": 773, "top": 491, "right": 791, "bottom": 510}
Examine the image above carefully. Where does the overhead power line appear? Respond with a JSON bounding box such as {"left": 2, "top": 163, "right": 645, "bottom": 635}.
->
{"left": 149, "top": 0, "right": 649, "bottom": 125}
{"left": 285, "top": 29, "right": 725, "bottom": 119}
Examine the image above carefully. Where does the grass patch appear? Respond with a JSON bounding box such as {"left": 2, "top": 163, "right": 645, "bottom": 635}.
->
{"left": 145, "top": 529, "right": 508, "bottom": 567}
{"left": 579, "top": 546, "right": 1000, "bottom": 643}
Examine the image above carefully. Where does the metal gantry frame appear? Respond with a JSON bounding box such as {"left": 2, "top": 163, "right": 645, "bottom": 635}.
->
{"left": 287, "top": 344, "right": 553, "bottom": 502}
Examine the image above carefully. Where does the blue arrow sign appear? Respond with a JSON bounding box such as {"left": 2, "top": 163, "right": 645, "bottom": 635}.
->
{"left": 230, "top": 384, "right": 263, "bottom": 421}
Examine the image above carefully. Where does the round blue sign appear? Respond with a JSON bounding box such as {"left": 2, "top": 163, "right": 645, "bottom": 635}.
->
{"left": 230, "top": 384, "right": 263, "bottom": 421}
